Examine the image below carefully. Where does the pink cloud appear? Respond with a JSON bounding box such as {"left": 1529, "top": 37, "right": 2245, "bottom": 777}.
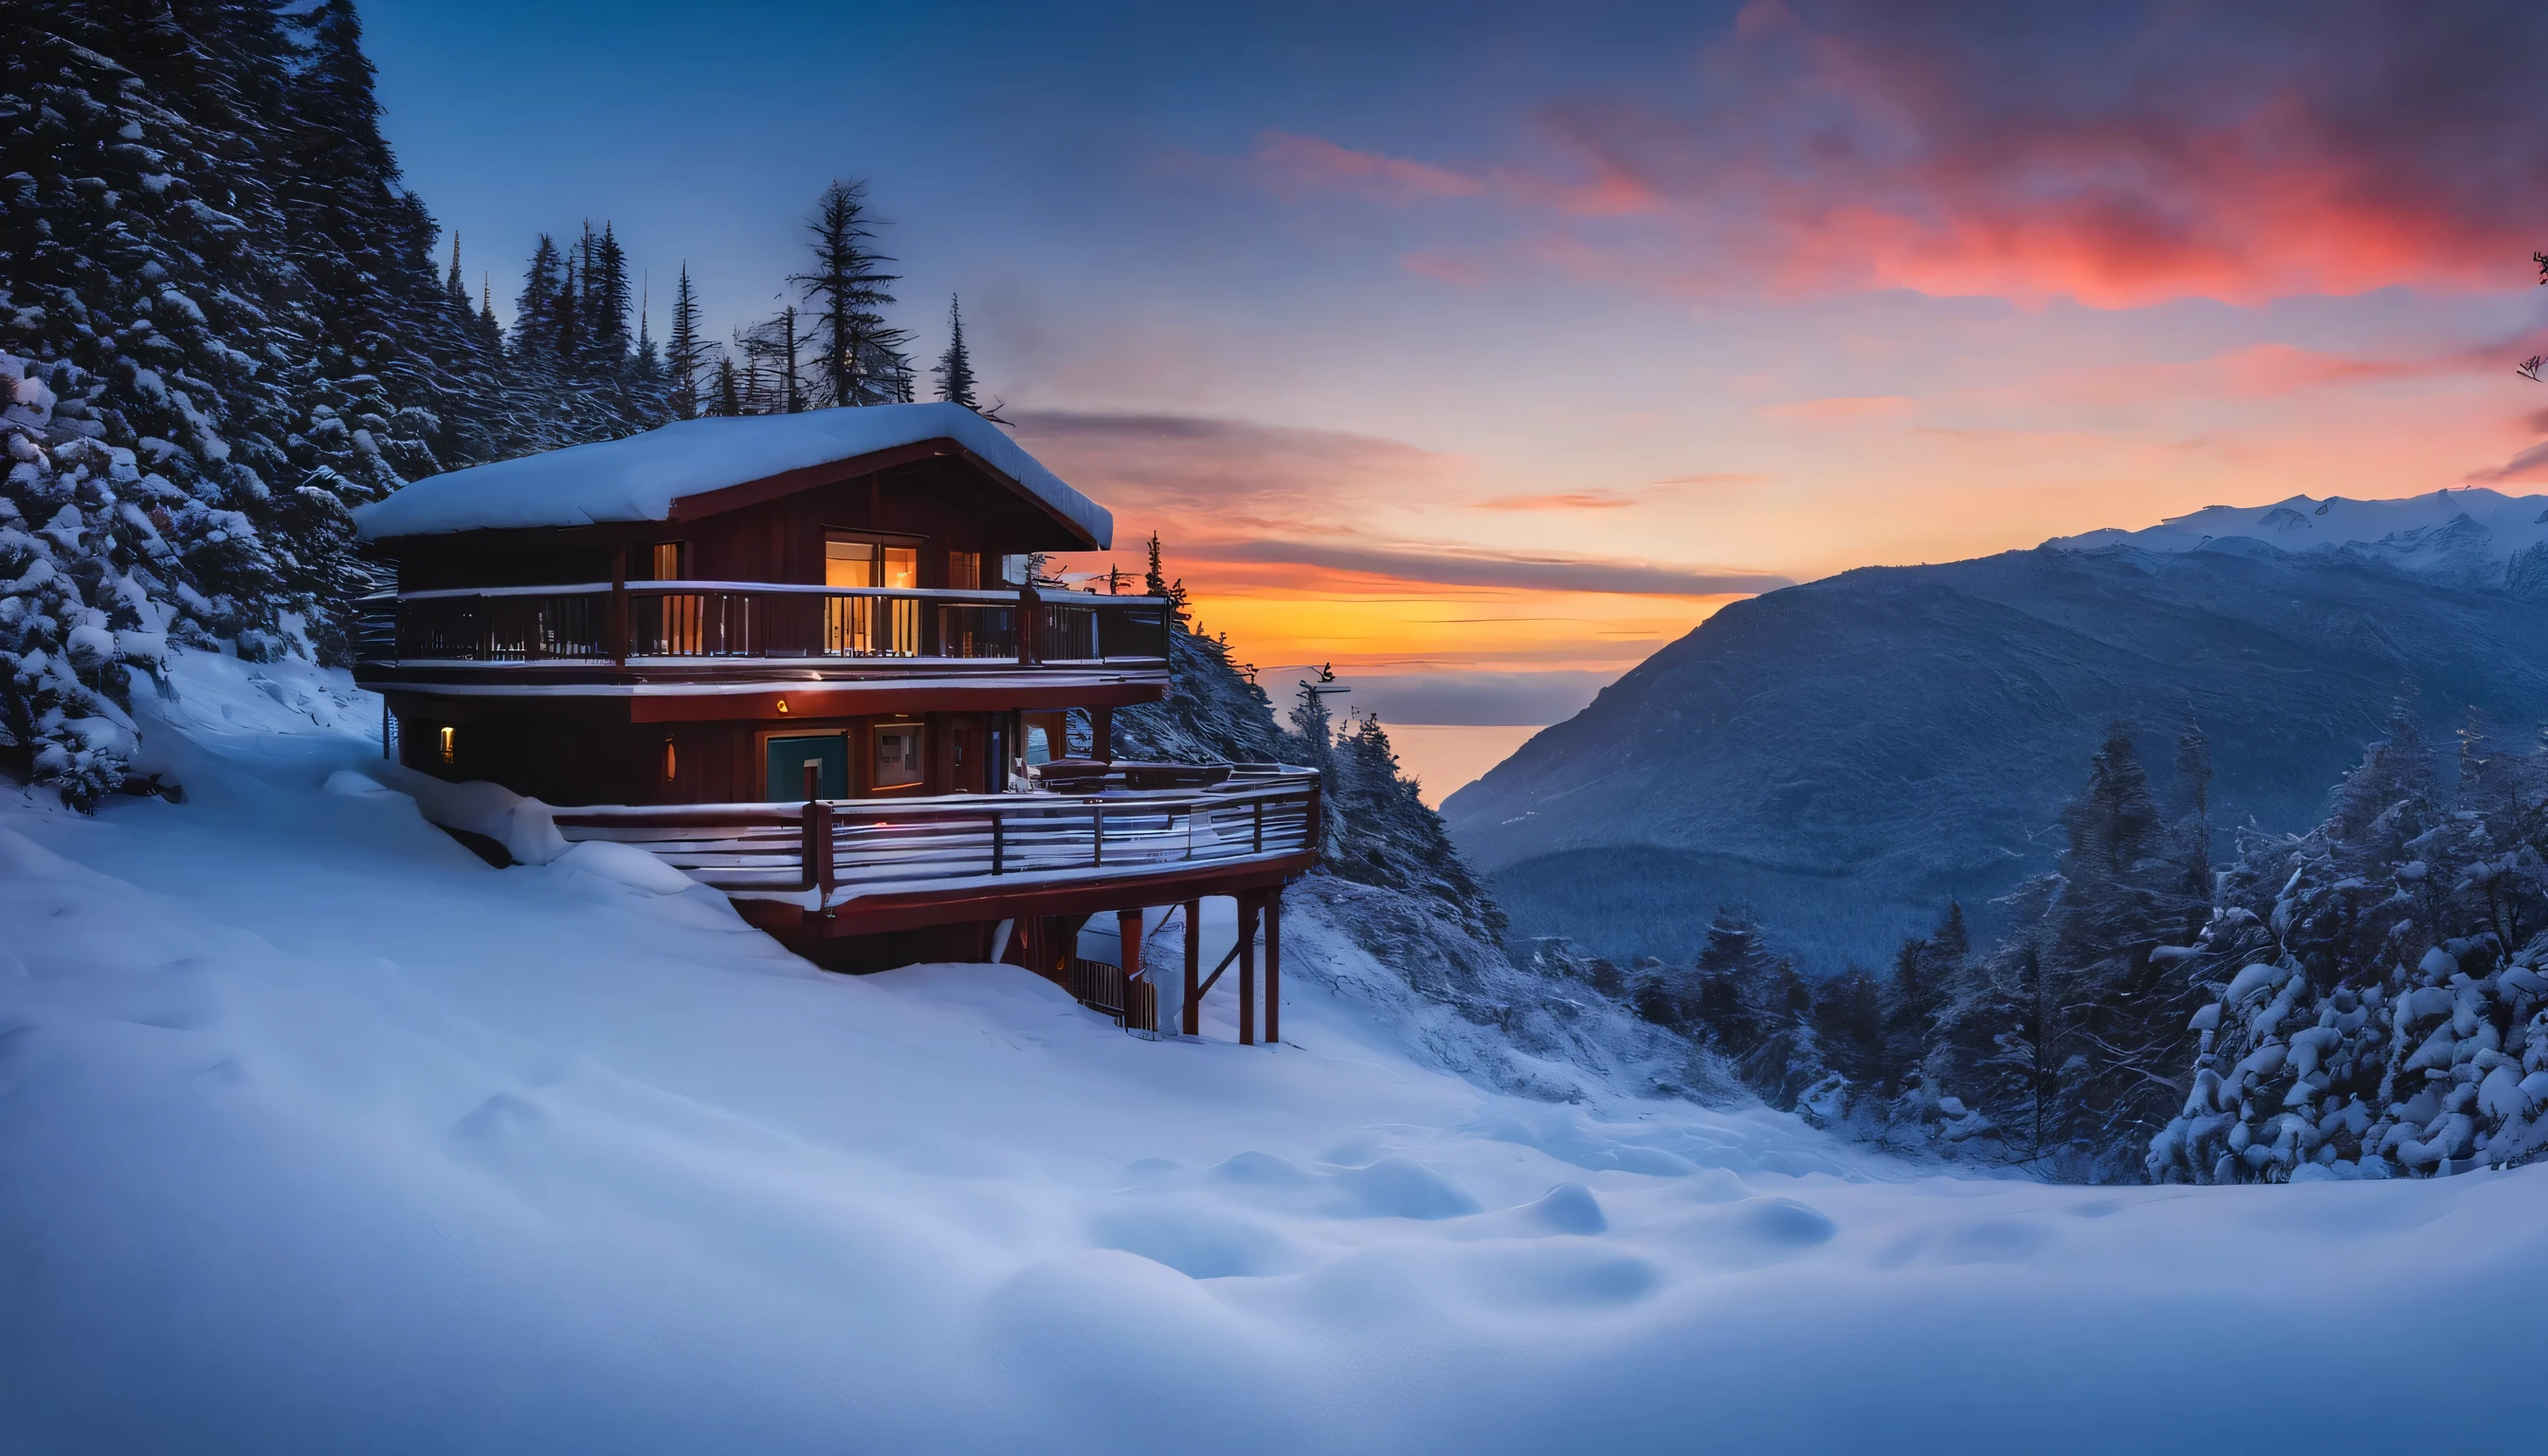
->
{"left": 1240, "top": 6, "right": 2548, "bottom": 308}
{"left": 1250, "top": 131, "right": 1484, "bottom": 204}
{"left": 1760, "top": 394, "right": 1917, "bottom": 422}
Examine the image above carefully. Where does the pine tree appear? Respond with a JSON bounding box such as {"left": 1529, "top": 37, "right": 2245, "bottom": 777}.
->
{"left": 584, "top": 221, "right": 632, "bottom": 368}
{"left": 631, "top": 272, "right": 662, "bottom": 392}
{"left": 2151, "top": 707, "right": 2548, "bottom": 1183}
{"left": 1688, "top": 910, "right": 1776, "bottom": 1056}
{"left": 2175, "top": 717, "right": 2215, "bottom": 896}
{"left": 791, "top": 179, "right": 910, "bottom": 408}
{"left": 1140, "top": 531, "right": 1191, "bottom": 614}
{"left": 934, "top": 294, "right": 977, "bottom": 408}
{"left": 711, "top": 356, "right": 742, "bottom": 417}
{"left": 3, "top": 7, "right": 305, "bottom": 802}
{"left": 1811, "top": 967, "right": 1887, "bottom": 1087}
{"left": 6, "top": 2, "right": 686, "bottom": 800}
{"left": 273, "top": 1, "right": 494, "bottom": 474}
{"left": 2029, "top": 724, "right": 2209, "bottom": 1173}
{"left": 513, "top": 234, "right": 563, "bottom": 360}
{"left": 929, "top": 294, "right": 1002, "bottom": 418}
{"left": 550, "top": 250, "right": 580, "bottom": 361}
{"left": 664, "top": 264, "right": 706, "bottom": 419}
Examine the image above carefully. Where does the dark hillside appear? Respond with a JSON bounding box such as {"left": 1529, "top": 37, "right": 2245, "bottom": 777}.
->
{"left": 1444, "top": 543, "right": 2548, "bottom": 967}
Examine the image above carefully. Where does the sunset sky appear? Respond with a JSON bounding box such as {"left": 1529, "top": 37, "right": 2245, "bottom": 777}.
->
{"left": 369, "top": 0, "right": 2548, "bottom": 792}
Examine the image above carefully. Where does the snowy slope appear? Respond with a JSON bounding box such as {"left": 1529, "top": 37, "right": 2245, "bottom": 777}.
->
{"left": 353, "top": 401, "right": 1112, "bottom": 546}
{"left": 2045, "top": 485, "right": 2548, "bottom": 591}
{"left": 7, "top": 654, "right": 2548, "bottom": 1452}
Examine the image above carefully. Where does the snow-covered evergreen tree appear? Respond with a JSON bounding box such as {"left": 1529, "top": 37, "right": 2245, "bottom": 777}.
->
{"left": 1, "top": 355, "right": 181, "bottom": 808}
{"left": 2149, "top": 706, "right": 2548, "bottom": 1182}
{"left": 5, "top": 3, "right": 683, "bottom": 804}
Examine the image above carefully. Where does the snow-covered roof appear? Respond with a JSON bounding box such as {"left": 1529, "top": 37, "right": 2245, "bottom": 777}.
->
{"left": 354, "top": 403, "right": 1110, "bottom": 548}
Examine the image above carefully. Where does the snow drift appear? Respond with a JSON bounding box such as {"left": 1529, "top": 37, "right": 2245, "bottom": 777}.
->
{"left": 7, "top": 650, "right": 2548, "bottom": 1454}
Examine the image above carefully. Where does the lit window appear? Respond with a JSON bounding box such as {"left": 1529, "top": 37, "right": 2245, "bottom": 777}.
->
{"left": 826, "top": 536, "right": 920, "bottom": 655}
{"left": 874, "top": 722, "right": 924, "bottom": 788}
{"left": 651, "top": 541, "right": 682, "bottom": 580}
{"left": 663, "top": 739, "right": 678, "bottom": 781}
{"left": 825, "top": 537, "right": 877, "bottom": 588}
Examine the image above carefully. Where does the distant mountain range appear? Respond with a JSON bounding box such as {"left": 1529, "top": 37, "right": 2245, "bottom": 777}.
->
{"left": 1442, "top": 489, "right": 2548, "bottom": 969}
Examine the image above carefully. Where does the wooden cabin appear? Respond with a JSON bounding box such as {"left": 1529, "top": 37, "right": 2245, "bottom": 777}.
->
{"left": 353, "top": 404, "right": 1311, "bottom": 1035}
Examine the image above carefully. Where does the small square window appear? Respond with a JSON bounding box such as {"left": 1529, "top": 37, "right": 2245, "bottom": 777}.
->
{"left": 874, "top": 723, "right": 924, "bottom": 788}
{"left": 651, "top": 542, "right": 682, "bottom": 581}
{"left": 947, "top": 552, "right": 981, "bottom": 590}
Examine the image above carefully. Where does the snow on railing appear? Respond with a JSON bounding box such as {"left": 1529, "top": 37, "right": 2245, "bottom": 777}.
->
{"left": 546, "top": 765, "right": 1320, "bottom": 905}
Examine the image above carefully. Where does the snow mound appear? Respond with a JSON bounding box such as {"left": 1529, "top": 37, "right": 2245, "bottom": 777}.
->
{"left": 555, "top": 839, "right": 701, "bottom": 895}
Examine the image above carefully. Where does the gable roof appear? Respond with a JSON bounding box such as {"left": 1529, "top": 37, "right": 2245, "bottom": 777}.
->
{"left": 352, "top": 403, "right": 1110, "bottom": 548}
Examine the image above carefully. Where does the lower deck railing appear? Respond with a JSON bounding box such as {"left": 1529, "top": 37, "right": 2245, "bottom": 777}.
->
{"left": 1069, "top": 956, "right": 1159, "bottom": 1034}
{"left": 547, "top": 765, "right": 1320, "bottom": 906}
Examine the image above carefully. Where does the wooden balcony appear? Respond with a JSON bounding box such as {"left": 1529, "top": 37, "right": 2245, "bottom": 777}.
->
{"left": 353, "top": 581, "right": 1173, "bottom": 699}
{"left": 547, "top": 763, "right": 1320, "bottom": 937}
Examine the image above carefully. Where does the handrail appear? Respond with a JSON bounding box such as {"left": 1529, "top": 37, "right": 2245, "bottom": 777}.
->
{"left": 549, "top": 770, "right": 1320, "bottom": 901}
{"left": 391, "top": 580, "right": 1172, "bottom": 606}
{"left": 365, "top": 580, "right": 1172, "bottom": 665}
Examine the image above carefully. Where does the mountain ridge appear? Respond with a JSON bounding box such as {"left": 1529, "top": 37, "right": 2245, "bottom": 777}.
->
{"left": 1444, "top": 524, "right": 2548, "bottom": 969}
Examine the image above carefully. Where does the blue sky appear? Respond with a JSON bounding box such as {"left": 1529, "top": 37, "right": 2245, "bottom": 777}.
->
{"left": 367, "top": 0, "right": 2548, "bottom": 730}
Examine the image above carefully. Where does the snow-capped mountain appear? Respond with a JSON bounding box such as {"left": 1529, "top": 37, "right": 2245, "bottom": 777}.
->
{"left": 1443, "top": 496, "right": 2548, "bottom": 970}
{"left": 2045, "top": 487, "right": 2548, "bottom": 595}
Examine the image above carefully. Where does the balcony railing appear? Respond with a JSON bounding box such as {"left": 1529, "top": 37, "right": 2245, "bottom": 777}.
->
{"left": 358, "top": 581, "right": 1172, "bottom": 667}
{"left": 545, "top": 764, "right": 1320, "bottom": 906}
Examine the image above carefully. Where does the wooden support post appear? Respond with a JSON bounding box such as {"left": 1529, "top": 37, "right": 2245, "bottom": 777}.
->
{"left": 610, "top": 547, "right": 628, "bottom": 667}
{"left": 1265, "top": 887, "right": 1282, "bottom": 1046}
{"left": 1091, "top": 705, "right": 1115, "bottom": 763}
{"left": 1182, "top": 898, "right": 1202, "bottom": 1037}
{"left": 1237, "top": 890, "right": 1261, "bottom": 1046}
{"left": 1119, "top": 907, "right": 1145, "bottom": 1032}
{"left": 802, "top": 764, "right": 834, "bottom": 913}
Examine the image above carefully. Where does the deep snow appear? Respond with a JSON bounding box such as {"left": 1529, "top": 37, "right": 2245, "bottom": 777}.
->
{"left": 6, "top": 652, "right": 2548, "bottom": 1453}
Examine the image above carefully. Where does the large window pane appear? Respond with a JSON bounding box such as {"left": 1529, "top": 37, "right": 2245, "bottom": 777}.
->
{"left": 825, "top": 537, "right": 877, "bottom": 588}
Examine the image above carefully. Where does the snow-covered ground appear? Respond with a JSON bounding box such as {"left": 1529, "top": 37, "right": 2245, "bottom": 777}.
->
{"left": 6, "top": 653, "right": 2547, "bottom": 1453}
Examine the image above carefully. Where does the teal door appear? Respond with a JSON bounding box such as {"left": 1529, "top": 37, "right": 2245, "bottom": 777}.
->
{"left": 767, "top": 734, "right": 848, "bottom": 801}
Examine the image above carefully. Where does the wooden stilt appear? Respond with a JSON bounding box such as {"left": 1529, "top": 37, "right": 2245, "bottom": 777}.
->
{"left": 1237, "top": 890, "right": 1261, "bottom": 1046}
{"left": 1118, "top": 907, "right": 1144, "bottom": 1032}
{"left": 1182, "top": 898, "right": 1202, "bottom": 1037}
{"left": 1265, "top": 887, "right": 1281, "bottom": 1046}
